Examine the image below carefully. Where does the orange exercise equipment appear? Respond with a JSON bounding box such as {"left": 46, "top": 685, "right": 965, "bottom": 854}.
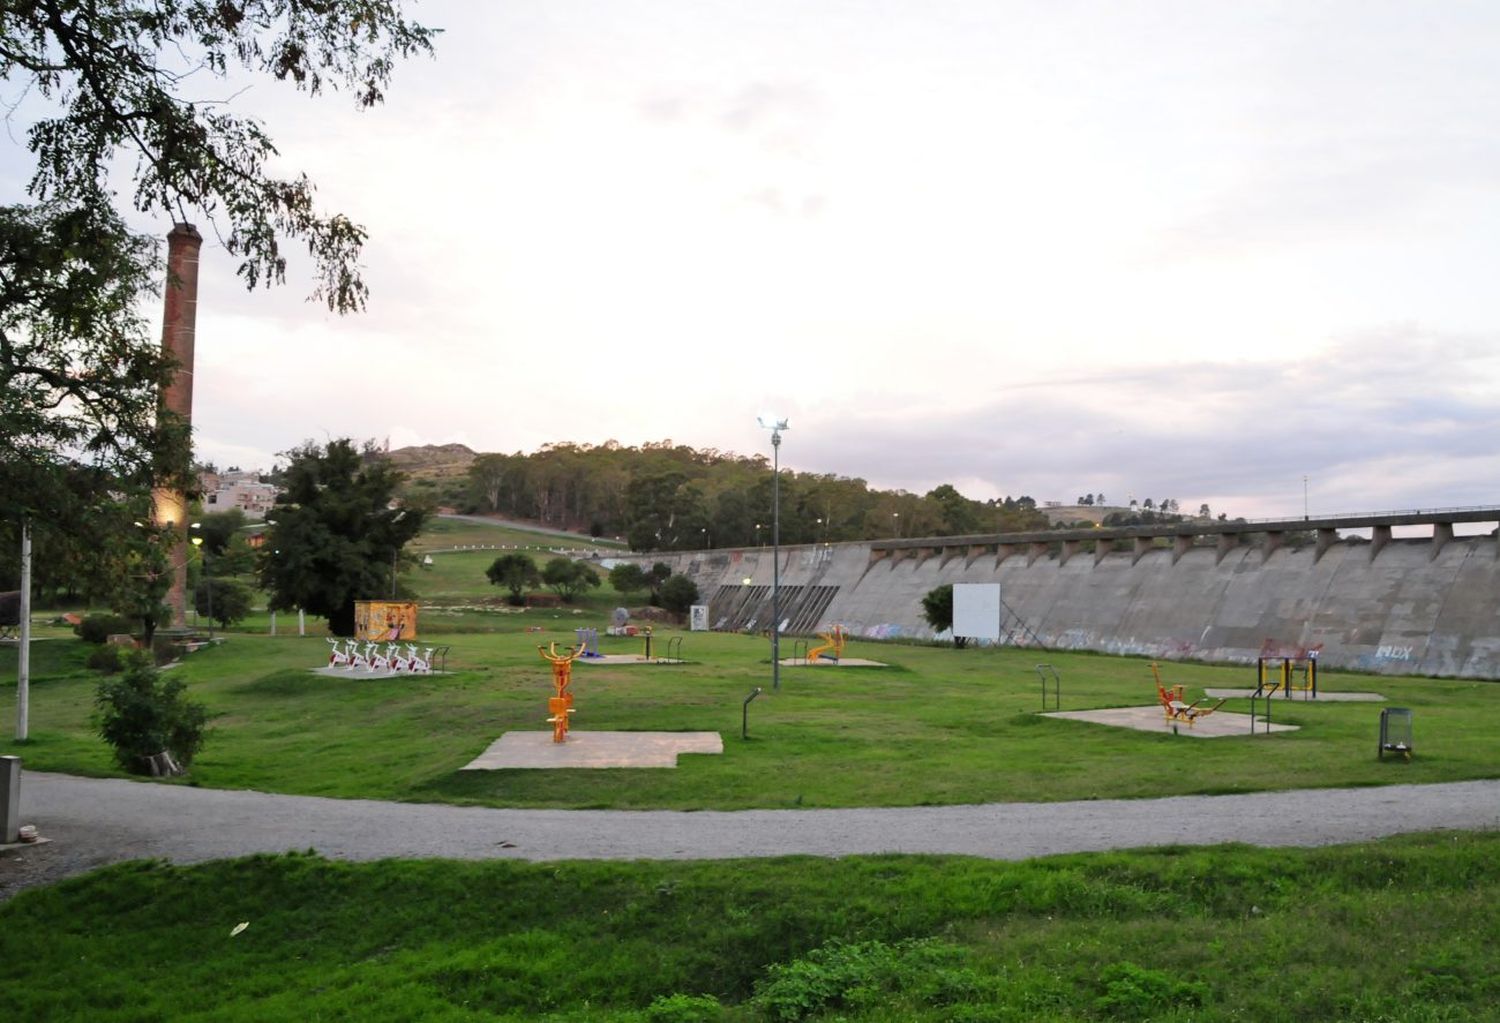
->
{"left": 539, "top": 642, "right": 580, "bottom": 742}
{"left": 1151, "top": 662, "right": 1226, "bottom": 726}
{"left": 807, "top": 624, "right": 848, "bottom": 664}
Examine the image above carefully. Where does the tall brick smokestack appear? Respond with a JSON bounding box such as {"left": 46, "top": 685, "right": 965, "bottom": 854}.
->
{"left": 153, "top": 223, "right": 202, "bottom": 631}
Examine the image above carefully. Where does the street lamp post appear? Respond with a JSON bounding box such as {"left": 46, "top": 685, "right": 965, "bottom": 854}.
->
{"left": 1303, "top": 475, "right": 1309, "bottom": 520}
{"left": 191, "top": 535, "right": 213, "bottom": 640}
{"left": 892, "top": 511, "right": 900, "bottom": 538}
{"left": 758, "top": 415, "right": 789, "bottom": 690}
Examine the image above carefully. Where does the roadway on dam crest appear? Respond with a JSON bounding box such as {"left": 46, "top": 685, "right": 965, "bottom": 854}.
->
{"left": 5, "top": 773, "right": 1499, "bottom": 898}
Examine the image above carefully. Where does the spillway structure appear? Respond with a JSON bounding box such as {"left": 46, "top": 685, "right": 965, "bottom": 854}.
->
{"left": 620, "top": 508, "right": 1500, "bottom": 679}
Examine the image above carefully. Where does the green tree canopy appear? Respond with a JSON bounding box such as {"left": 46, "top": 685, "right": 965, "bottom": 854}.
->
{"left": 194, "top": 577, "right": 251, "bottom": 630}
{"left": 256, "top": 440, "right": 426, "bottom": 636}
{"left": 920, "top": 584, "right": 966, "bottom": 648}
{"left": 542, "top": 558, "right": 600, "bottom": 603}
{"left": 608, "top": 562, "right": 648, "bottom": 596}
{"left": 486, "top": 553, "right": 540, "bottom": 606}
{"left": 659, "top": 574, "right": 699, "bottom": 617}
{"left": 1, "top": 1, "right": 434, "bottom": 567}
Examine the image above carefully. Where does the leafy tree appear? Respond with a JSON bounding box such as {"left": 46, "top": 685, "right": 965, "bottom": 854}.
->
{"left": 659, "top": 574, "right": 699, "bottom": 617}
{"left": 193, "top": 510, "right": 247, "bottom": 557}
{"left": 0, "top": 203, "right": 187, "bottom": 534}
{"left": 486, "top": 553, "right": 539, "bottom": 606}
{"left": 95, "top": 650, "right": 208, "bottom": 776}
{"left": 647, "top": 562, "right": 673, "bottom": 605}
{"left": 3, "top": 0, "right": 435, "bottom": 314}
{"left": 2, "top": 3, "right": 433, "bottom": 586}
{"left": 542, "top": 557, "right": 600, "bottom": 603}
{"left": 194, "top": 578, "right": 251, "bottom": 629}
{"left": 921, "top": 584, "right": 967, "bottom": 648}
{"left": 608, "top": 562, "right": 649, "bottom": 596}
{"left": 257, "top": 440, "right": 426, "bottom": 635}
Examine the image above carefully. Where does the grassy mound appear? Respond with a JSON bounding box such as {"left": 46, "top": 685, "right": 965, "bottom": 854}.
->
{"left": 3, "top": 832, "right": 1497, "bottom": 1020}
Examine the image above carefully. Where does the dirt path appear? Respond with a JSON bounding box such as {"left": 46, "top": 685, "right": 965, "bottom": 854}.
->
{"left": 5, "top": 773, "right": 1498, "bottom": 900}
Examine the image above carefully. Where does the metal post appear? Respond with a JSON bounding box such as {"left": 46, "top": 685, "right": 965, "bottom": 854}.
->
{"left": 771, "top": 429, "right": 781, "bottom": 690}
{"left": 205, "top": 550, "right": 214, "bottom": 640}
{"left": 16, "top": 520, "right": 31, "bottom": 741}
{"left": 742, "top": 687, "right": 763, "bottom": 740}
{"left": 298, "top": 609, "right": 306, "bottom": 637}
{"left": 1, "top": 755, "right": 20, "bottom": 843}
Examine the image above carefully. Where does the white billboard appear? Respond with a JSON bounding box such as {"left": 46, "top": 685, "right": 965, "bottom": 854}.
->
{"left": 952, "top": 583, "right": 1002, "bottom": 642}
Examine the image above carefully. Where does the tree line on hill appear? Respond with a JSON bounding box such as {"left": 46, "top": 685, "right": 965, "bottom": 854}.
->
{"left": 457, "top": 441, "right": 1051, "bottom": 551}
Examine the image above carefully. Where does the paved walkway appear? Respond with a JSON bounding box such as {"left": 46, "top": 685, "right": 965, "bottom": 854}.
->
{"left": 5, "top": 773, "right": 1498, "bottom": 898}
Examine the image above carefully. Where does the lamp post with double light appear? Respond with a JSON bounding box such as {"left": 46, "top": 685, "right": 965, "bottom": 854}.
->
{"left": 758, "top": 415, "right": 788, "bottom": 690}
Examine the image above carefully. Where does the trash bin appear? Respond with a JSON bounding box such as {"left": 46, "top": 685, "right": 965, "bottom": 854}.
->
{"left": 1379, "top": 707, "right": 1414, "bottom": 762}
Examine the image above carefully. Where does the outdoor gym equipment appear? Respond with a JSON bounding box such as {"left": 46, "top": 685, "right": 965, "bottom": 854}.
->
{"left": 1035, "top": 663, "right": 1061, "bottom": 711}
{"left": 327, "top": 638, "right": 352, "bottom": 667}
{"left": 665, "top": 635, "right": 684, "bottom": 661}
{"left": 539, "top": 642, "right": 581, "bottom": 743}
{"left": 1257, "top": 656, "right": 1319, "bottom": 698}
{"left": 575, "top": 627, "right": 602, "bottom": 658}
{"left": 1152, "top": 662, "right": 1226, "bottom": 726}
{"left": 1379, "top": 707, "right": 1414, "bottom": 761}
{"left": 807, "top": 624, "right": 848, "bottom": 664}
{"left": 641, "top": 626, "right": 654, "bottom": 661}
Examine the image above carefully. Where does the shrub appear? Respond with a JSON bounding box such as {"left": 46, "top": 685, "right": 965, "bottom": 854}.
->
{"left": 194, "top": 577, "right": 252, "bottom": 628}
{"left": 752, "top": 938, "right": 985, "bottom": 1022}
{"left": 1092, "top": 961, "right": 1208, "bottom": 1018}
{"left": 95, "top": 651, "right": 209, "bottom": 776}
{"left": 85, "top": 644, "right": 125, "bottom": 673}
{"left": 659, "top": 574, "right": 699, "bottom": 616}
{"left": 75, "top": 612, "right": 135, "bottom": 645}
{"left": 643, "top": 993, "right": 723, "bottom": 1022}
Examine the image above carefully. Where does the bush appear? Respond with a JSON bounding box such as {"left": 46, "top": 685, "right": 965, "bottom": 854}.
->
{"left": 75, "top": 613, "right": 135, "bottom": 645}
{"left": 642, "top": 993, "right": 723, "bottom": 1022}
{"left": 85, "top": 644, "right": 125, "bottom": 673}
{"left": 194, "top": 577, "right": 252, "bottom": 628}
{"left": 659, "top": 574, "right": 699, "bottom": 616}
{"left": 752, "top": 938, "right": 985, "bottom": 1022}
{"left": 95, "top": 651, "right": 209, "bottom": 776}
{"left": 1092, "top": 961, "right": 1208, "bottom": 1018}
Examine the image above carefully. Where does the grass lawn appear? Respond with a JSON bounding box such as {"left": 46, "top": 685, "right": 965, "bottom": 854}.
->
{"left": 3, "top": 831, "right": 1497, "bottom": 1021}
{"left": 3, "top": 618, "right": 1497, "bottom": 809}
{"left": 412, "top": 514, "right": 622, "bottom": 554}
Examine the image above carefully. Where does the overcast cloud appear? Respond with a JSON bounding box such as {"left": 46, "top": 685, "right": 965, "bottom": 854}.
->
{"left": 5, "top": 0, "right": 1499, "bottom": 521}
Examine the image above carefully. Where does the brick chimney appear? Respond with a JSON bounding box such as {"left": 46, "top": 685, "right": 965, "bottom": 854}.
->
{"left": 153, "top": 223, "right": 202, "bottom": 631}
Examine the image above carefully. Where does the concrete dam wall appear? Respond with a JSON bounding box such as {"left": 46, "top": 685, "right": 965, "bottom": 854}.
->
{"left": 623, "top": 511, "right": 1500, "bottom": 679}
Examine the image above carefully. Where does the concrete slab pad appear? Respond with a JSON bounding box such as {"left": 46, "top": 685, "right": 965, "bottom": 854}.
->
{"left": 575, "top": 654, "right": 685, "bottom": 665}
{"left": 461, "top": 731, "right": 723, "bottom": 769}
{"left": 779, "top": 657, "right": 889, "bottom": 667}
{"left": 1204, "top": 688, "right": 1385, "bottom": 702}
{"left": 1043, "top": 705, "right": 1299, "bottom": 738}
{"left": 312, "top": 667, "right": 447, "bottom": 680}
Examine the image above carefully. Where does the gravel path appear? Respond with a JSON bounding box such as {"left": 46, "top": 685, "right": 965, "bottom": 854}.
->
{"left": 5, "top": 773, "right": 1498, "bottom": 899}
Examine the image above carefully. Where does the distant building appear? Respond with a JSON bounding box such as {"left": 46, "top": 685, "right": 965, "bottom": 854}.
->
{"left": 201, "top": 468, "right": 280, "bottom": 520}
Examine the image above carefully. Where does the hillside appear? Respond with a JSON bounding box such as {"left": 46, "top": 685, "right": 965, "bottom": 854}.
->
{"left": 385, "top": 443, "right": 476, "bottom": 480}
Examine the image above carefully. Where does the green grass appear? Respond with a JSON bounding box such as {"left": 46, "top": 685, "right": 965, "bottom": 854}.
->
{"left": 3, "top": 832, "right": 1498, "bottom": 1020}
{"left": 412, "top": 514, "right": 621, "bottom": 554}
{"left": 4, "top": 625, "right": 1497, "bottom": 809}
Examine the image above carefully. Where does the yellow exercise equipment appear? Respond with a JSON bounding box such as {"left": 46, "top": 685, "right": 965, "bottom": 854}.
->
{"left": 807, "top": 624, "right": 848, "bottom": 664}
{"left": 539, "top": 642, "right": 580, "bottom": 743}
{"left": 1152, "top": 662, "right": 1226, "bottom": 726}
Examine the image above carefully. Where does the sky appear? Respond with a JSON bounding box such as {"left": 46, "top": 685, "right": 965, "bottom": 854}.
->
{"left": 5, "top": 0, "right": 1500, "bottom": 521}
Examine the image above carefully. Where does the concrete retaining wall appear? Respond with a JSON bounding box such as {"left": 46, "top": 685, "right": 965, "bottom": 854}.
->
{"left": 623, "top": 536, "right": 1500, "bottom": 679}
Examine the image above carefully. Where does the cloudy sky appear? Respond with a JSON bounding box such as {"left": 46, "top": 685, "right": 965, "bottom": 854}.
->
{"left": 7, "top": 0, "right": 1500, "bottom": 520}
